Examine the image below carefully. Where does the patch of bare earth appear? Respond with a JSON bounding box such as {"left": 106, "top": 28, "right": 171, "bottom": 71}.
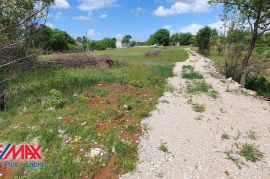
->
{"left": 0, "top": 163, "right": 15, "bottom": 179}
{"left": 92, "top": 155, "right": 118, "bottom": 179}
{"left": 86, "top": 83, "right": 149, "bottom": 177}
{"left": 121, "top": 49, "right": 270, "bottom": 179}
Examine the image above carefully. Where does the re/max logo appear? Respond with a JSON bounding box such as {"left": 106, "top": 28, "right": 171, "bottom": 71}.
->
{"left": 0, "top": 144, "right": 42, "bottom": 160}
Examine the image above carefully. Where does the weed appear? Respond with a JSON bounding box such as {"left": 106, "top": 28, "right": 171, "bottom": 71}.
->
{"left": 126, "top": 125, "right": 138, "bottom": 134}
{"left": 246, "top": 130, "right": 258, "bottom": 140}
{"left": 192, "top": 103, "right": 207, "bottom": 113}
{"left": 186, "top": 81, "right": 219, "bottom": 99}
{"left": 182, "top": 71, "right": 204, "bottom": 80}
{"left": 159, "top": 141, "right": 169, "bottom": 153}
{"left": 182, "top": 65, "right": 194, "bottom": 71}
{"left": 225, "top": 151, "right": 243, "bottom": 169}
{"left": 240, "top": 144, "right": 264, "bottom": 162}
{"left": 49, "top": 89, "right": 65, "bottom": 108}
{"left": 221, "top": 133, "right": 230, "bottom": 140}
{"left": 181, "top": 65, "right": 203, "bottom": 80}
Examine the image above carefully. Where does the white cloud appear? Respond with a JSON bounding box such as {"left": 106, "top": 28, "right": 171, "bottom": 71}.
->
{"left": 131, "top": 7, "right": 146, "bottom": 16}
{"left": 53, "top": 0, "right": 70, "bottom": 9}
{"left": 87, "top": 29, "right": 96, "bottom": 37}
{"left": 99, "top": 14, "right": 108, "bottom": 18}
{"left": 73, "top": 15, "right": 92, "bottom": 22}
{"left": 208, "top": 21, "right": 226, "bottom": 31}
{"left": 179, "top": 24, "right": 203, "bottom": 34}
{"left": 153, "top": 0, "right": 209, "bottom": 16}
{"left": 179, "top": 21, "right": 226, "bottom": 35}
{"left": 78, "top": 0, "right": 117, "bottom": 11}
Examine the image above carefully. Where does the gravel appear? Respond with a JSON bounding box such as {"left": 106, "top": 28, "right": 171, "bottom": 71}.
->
{"left": 121, "top": 49, "right": 270, "bottom": 179}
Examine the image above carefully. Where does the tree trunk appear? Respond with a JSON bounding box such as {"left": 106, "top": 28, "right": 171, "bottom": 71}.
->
{"left": 239, "top": 31, "right": 257, "bottom": 87}
{"left": 0, "top": 85, "right": 5, "bottom": 111}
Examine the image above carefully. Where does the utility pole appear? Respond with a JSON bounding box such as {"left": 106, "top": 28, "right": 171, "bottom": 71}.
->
{"left": 86, "top": 32, "right": 88, "bottom": 53}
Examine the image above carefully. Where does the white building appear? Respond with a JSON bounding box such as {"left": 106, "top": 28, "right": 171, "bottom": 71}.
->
{"left": 116, "top": 38, "right": 128, "bottom": 48}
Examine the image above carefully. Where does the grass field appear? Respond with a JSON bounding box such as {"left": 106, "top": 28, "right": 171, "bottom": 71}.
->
{"left": 0, "top": 47, "right": 188, "bottom": 178}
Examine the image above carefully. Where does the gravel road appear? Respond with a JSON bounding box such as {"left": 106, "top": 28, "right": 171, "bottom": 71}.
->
{"left": 121, "top": 49, "right": 270, "bottom": 179}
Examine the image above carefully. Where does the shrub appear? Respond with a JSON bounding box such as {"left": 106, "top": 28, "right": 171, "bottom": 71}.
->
{"left": 49, "top": 89, "right": 65, "bottom": 108}
{"left": 145, "top": 50, "right": 161, "bottom": 57}
{"left": 246, "top": 75, "right": 270, "bottom": 99}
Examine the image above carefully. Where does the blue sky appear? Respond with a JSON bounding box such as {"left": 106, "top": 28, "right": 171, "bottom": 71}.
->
{"left": 48, "top": 0, "right": 225, "bottom": 41}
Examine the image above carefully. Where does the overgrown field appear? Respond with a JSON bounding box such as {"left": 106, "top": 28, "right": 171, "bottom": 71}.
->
{"left": 0, "top": 47, "right": 188, "bottom": 178}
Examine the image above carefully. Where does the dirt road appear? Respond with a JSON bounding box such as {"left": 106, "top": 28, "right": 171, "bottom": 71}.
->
{"left": 121, "top": 49, "right": 270, "bottom": 179}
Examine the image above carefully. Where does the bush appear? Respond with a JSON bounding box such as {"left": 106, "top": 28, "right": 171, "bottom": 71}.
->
{"left": 246, "top": 75, "right": 270, "bottom": 99}
{"left": 145, "top": 50, "right": 161, "bottom": 57}
{"left": 49, "top": 89, "right": 65, "bottom": 108}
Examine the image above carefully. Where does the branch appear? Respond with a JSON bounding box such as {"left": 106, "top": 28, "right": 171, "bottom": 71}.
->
{"left": 0, "top": 76, "right": 16, "bottom": 85}
{"left": 0, "top": 4, "right": 47, "bottom": 33}
{"left": 0, "top": 54, "right": 35, "bottom": 69}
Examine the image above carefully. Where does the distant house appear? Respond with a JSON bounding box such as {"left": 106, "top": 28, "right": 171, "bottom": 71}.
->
{"left": 116, "top": 38, "right": 128, "bottom": 48}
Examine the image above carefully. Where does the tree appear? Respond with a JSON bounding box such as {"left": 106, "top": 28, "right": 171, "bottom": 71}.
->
{"left": 179, "top": 33, "right": 192, "bottom": 45}
{"left": 0, "top": 0, "right": 52, "bottom": 110}
{"left": 122, "top": 35, "right": 132, "bottom": 44}
{"left": 130, "top": 41, "right": 137, "bottom": 47}
{"left": 33, "top": 25, "right": 76, "bottom": 52}
{"left": 209, "top": 0, "right": 270, "bottom": 86}
{"left": 146, "top": 34, "right": 156, "bottom": 45}
{"left": 170, "top": 33, "right": 180, "bottom": 44}
{"left": 196, "top": 26, "right": 213, "bottom": 54}
{"left": 153, "top": 29, "right": 170, "bottom": 46}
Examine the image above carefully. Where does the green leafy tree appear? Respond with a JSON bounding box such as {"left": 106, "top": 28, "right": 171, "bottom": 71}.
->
{"left": 170, "top": 33, "right": 180, "bottom": 44}
{"left": 0, "top": 0, "right": 53, "bottom": 110}
{"left": 153, "top": 29, "right": 170, "bottom": 46}
{"left": 209, "top": 0, "right": 270, "bottom": 86}
{"left": 33, "top": 25, "right": 75, "bottom": 52}
{"left": 179, "top": 33, "right": 192, "bottom": 45}
{"left": 196, "top": 26, "right": 214, "bottom": 54}
{"left": 122, "top": 35, "right": 132, "bottom": 44}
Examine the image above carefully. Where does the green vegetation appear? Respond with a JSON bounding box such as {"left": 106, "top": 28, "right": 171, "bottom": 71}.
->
{"left": 0, "top": 47, "right": 187, "bottom": 178}
{"left": 186, "top": 81, "right": 219, "bottom": 99}
{"left": 196, "top": 26, "right": 217, "bottom": 55}
{"left": 147, "top": 29, "right": 170, "bottom": 46}
{"left": 170, "top": 33, "right": 194, "bottom": 46}
{"left": 192, "top": 103, "right": 207, "bottom": 113}
{"left": 246, "top": 130, "right": 258, "bottom": 140}
{"left": 182, "top": 71, "right": 204, "bottom": 80}
{"left": 159, "top": 141, "right": 169, "bottom": 153}
{"left": 240, "top": 144, "right": 264, "bottom": 162}
{"left": 221, "top": 133, "right": 230, "bottom": 140}
{"left": 33, "top": 25, "right": 76, "bottom": 52}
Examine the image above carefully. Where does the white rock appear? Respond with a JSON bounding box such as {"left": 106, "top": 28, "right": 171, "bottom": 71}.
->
{"left": 87, "top": 148, "right": 103, "bottom": 158}
{"left": 81, "top": 121, "right": 87, "bottom": 126}
{"left": 58, "top": 129, "right": 65, "bottom": 136}
{"left": 112, "top": 146, "right": 116, "bottom": 153}
{"left": 48, "top": 107, "right": 55, "bottom": 111}
{"left": 57, "top": 117, "right": 63, "bottom": 120}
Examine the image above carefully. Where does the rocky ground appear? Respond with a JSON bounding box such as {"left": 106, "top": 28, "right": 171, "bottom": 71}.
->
{"left": 121, "top": 49, "right": 270, "bottom": 179}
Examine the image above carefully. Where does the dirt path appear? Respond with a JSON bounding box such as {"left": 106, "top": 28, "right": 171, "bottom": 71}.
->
{"left": 121, "top": 49, "right": 270, "bottom": 179}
